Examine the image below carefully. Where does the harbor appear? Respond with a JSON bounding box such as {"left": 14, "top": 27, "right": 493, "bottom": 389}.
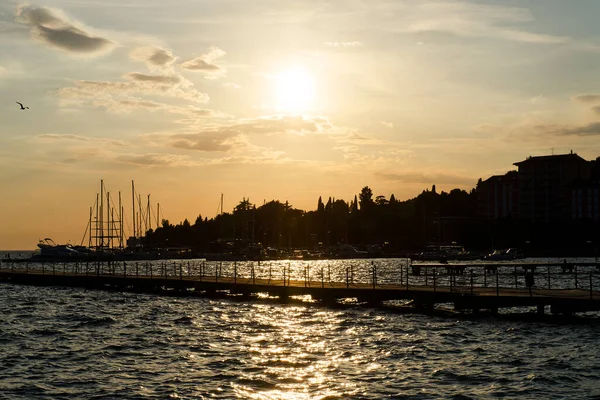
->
{"left": 3, "top": 258, "right": 600, "bottom": 317}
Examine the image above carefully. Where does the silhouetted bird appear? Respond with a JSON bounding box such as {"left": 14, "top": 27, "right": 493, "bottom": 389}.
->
{"left": 16, "top": 102, "right": 29, "bottom": 110}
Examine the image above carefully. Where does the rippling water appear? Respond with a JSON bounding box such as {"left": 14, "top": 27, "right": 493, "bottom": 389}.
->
{"left": 2, "top": 281, "right": 600, "bottom": 399}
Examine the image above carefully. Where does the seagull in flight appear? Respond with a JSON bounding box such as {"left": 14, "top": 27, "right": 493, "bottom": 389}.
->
{"left": 16, "top": 102, "right": 29, "bottom": 110}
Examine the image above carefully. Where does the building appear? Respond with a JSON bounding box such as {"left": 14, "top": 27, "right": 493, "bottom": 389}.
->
{"left": 571, "top": 183, "right": 600, "bottom": 221}
{"left": 476, "top": 171, "right": 518, "bottom": 219}
{"left": 571, "top": 158, "right": 600, "bottom": 221}
{"left": 514, "top": 152, "right": 591, "bottom": 223}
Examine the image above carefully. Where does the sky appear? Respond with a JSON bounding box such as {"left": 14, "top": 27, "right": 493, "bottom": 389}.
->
{"left": 2, "top": 0, "right": 600, "bottom": 249}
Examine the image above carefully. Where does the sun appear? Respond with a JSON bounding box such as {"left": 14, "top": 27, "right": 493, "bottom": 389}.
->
{"left": 274, "top": 68, "right": 315, "bottom": 112}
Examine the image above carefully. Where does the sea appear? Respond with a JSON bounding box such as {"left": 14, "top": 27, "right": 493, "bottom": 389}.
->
{"left": 2, "top": 252, "right": 600, "bottom": 399}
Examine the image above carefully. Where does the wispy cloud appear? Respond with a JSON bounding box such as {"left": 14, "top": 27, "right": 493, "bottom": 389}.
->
{"left": 324, "top": 41, "right": 362, "bottom": 47}
{"left": 114, "top": 153, "right": 196, "bottom": 166}
{"left": 58, "top": 72, "right": 209, "bottom": 104}
{"left": 573, "top": 94, "right": 600, "bottom": 104}
{"left": 376, "top": 171, "right": 475, "bottom": 186}
{"left": 397, "top": 2, "right": 569, "bottom": 45}
{"left": 223, "top": 82, "right": 241, "bottom": 89}
{"left": 129, "top": 46, "right": 176, "bottom": 70}
{"left": 549, "top": 122, "right": 600, "bottom": 136}
{"left": 180, "top": 47, "right": 226, "bottom": 77}
{"left": 36, "top": 133, "right": 126, "bottom": 146}
{"left": 16, "top": 4, "right": 114, "bottom": 55}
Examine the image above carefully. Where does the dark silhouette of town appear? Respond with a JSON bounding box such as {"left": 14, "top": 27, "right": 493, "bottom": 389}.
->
{"left": 143, "top": 152, "right": 600, "bottom": 258}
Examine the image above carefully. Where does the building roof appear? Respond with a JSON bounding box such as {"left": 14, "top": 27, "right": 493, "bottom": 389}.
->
{"left": 513, "top": 153, "right": 587, "bottom": 166}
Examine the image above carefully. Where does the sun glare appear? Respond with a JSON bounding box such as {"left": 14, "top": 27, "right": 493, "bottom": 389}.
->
{"left": 275, "top": 68, "right": 315, "bottom": 112}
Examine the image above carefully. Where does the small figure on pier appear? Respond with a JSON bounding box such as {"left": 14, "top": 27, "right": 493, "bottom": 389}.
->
{"left": 525, "top": 270, "right": 534, "bottom": 296}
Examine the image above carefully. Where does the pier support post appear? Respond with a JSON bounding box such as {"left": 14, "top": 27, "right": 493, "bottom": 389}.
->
{"left": 470, "top": 271, "right": 474, "bottom": 295}
{"left": 484, "top": 266, "right": 487, "bottom": 288}
{"left": 346, "top": 267, "right": 349, "bottom": 289}
{"left": 496, "top": 269, "right": 499, "bottom": 296}
{"left": 372, "top": 263, "right": 377, "bottom": 289}
{"left": 537, "top": 304, "right": 544, "bottom": 315}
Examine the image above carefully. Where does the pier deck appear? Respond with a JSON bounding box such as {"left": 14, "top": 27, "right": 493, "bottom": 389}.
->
{"left": 2, "top": 263, "right": 600, "bottom": 316}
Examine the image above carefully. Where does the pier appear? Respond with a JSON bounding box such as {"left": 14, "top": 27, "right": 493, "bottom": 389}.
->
{"left": 1, "top": 259, "right": 600, "bottom": 316}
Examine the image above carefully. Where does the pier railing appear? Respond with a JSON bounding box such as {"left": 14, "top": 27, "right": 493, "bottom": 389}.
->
{"left": 1, "top": 259, "right": 599, "bottom": 298}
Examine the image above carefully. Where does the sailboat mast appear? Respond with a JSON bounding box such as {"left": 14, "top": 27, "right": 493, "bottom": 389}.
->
{"left": 157, "top": 203, "right": 160, "bottom": 228}
{"left": 118, "top": 191, "right": 123, "bottom": 249}
{"left": 220, "top": 193, "right": 224, "bottom": 215}
{"left": 138, "top": 194, "right": 143, "bottom": 236}
{"left": 95, "top": 193, "right": 99, "bottom": 249}
{"left": 147, "top": 194, "right": 151, "bottom": 231}
{"left": 131, "top": 181, "right": 136, "bottom": 238}
{"left": 121, "top": 206, "right": 124, "bottom": 249}
{"left": 107, "top": 192, "right": 111, "bottom": 249}
{"left": 88, "top": 206, "right": 93, "bottom": 248}
{"left": 100, "top": 180, "right": 104, "bottom": 250}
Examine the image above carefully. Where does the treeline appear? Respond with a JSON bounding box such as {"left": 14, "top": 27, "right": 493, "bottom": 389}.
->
{"left": 145, "top": 185, "right": 479, "bottom": 253}
{"left": 143, "top": 184, "right": 600, "bottom": 255}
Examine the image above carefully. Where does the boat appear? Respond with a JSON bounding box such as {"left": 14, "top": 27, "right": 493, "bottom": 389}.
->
{"left": 485, "top": 248, "right": 524, "bottom": 261}
{"left": 36, "top": 238, "right": 87, "bottom": 259}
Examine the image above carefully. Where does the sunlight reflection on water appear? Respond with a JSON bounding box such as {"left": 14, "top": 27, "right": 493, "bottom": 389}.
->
{"left": 1, "top": 281, "right": 600, "bottom": 399}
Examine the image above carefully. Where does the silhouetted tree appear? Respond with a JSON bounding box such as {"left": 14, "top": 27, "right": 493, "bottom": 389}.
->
{"left": 359, "top": 186, "right": 374, "bottom": 211}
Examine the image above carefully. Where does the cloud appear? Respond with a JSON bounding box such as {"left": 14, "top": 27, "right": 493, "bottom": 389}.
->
{"left": 376, "top": 171, "right": 475, "bottom": 186}
{"left": 36, "top": 133, "right": 126, "bottom": 146}
{"left": 337, "top": 130, "right": 389, "bottom": 146}
{"left": 170, "top": 131, "right": 238, "bottom": 152}
{"left": 554, "top": 122, "right": 600, "bottom": 136}
{"left": 58, "top": 72, "right": 209, "bottom": 104}
{"left": 399, "top": 2, "right": 568, "bottom": 45}
{"left": 125, "top": 72, "right": 182, "bottom": 85}
{"left": 114, "top": 153, "right": 195, "bottom": 166}
{"left": 573, "top": 94, "right": 600, "bottom": 104}
{"left": 324, "top": 41, "right": 362, "bottom": 47}
{"left": 180, "top": 47, "right": 226, "bottom": 76}
{"left": 223, "top": 82, "right": 241, "bottom": 89}
{"left": 130, "top": 46, "right": 176, "bottom": 69}
{"left": 594, "top": 106, "right": 600, "bottom": 116}
{"left": 381, "top": 121, "right": 394, "bottom": 128}
{"left": 147, "top": 115, "right": 332, "bottom": 153}
{"left": 16, "top": 5, "right": 114, "bottom": 55}
{"left": 78, "top": 97, "right": 225, "bottom": 122}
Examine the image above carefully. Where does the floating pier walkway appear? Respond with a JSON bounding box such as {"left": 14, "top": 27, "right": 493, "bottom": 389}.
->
{"left": 1, "top": 259, "right": 600, "bottom": 316}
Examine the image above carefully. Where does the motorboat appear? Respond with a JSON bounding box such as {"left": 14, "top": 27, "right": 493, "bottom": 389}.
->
{"left": 37, "top": 238, "right": 83, "bottom": 258}
{"left": 485, "top": 248, "right": 523, "bottom": 261}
